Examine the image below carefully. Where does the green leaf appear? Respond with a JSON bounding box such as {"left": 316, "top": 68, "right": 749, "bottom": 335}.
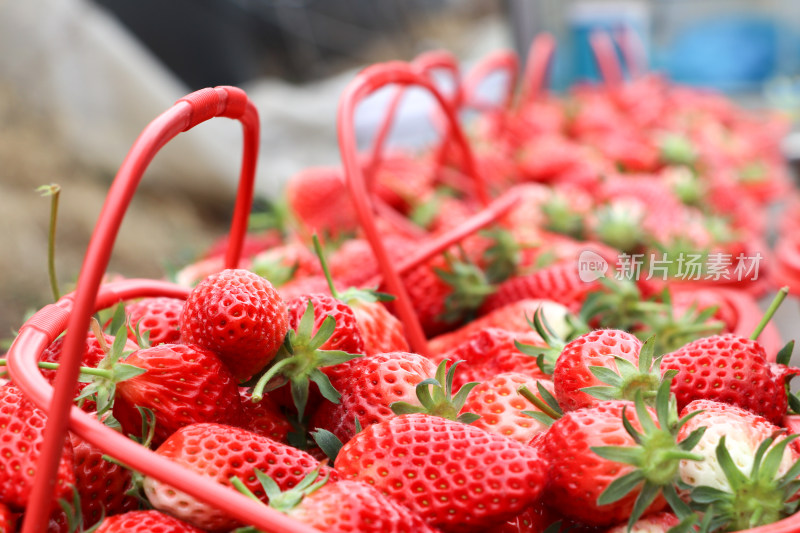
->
{"left": 580, "top": 386, "right": 620, "bottom": 401}
{"left": 627, "top": 480, "right": 661, "bottom": 530}
{"left": 451, "top": 382, "right": 479, "bottom": 412}
{"left": 588, "top": 366, "right": 624, "bottom": 387}
{"left": 315, "top": 349, "right": 362, "bottom": 368}
{"left": 309, "top": 316, "right": 337, "bottom": 351}
{"left": 310, "top": 429, "right": 343, "bottom": 466}
{"left": 308, "top": 368, "right": 340, "bottom": 405}
{"left": 777, "top": 341, "right": 795, "bottom": 367}
{"left": 677, "top": 426, "right": 706, "bottom": 453}
{"left": 597, "top": 469, "right": 645, "bottom": 505}
{"left": 591, "top": 445, "right": 644, "bottom": 466}
{"left": 390, "top": 401, "right": 427, "bottom": 416}
{"left": 291, "top": 378, "right": 311, "bottom": 419}
{"left": 714, "top": 436, "right": 748, "bottom": 490}
{"left": 112, "top": 363, "right": 146, "bottom": 382}
{"left": 522, "top": 411, "right": 555, "bottom": 427}
{"left": 456, "top": 412, "right": 481, "bottom": 424}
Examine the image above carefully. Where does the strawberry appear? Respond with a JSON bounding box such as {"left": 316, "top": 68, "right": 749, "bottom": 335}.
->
{"left": 428, "top": 299, "right": 568, "bottom": 355}
{"left": 238, "top": 387, "right": 291, "bottom": 443}
{"left": 661, "top": 333, "right": 798, "bottom": 425}
{"left": 94, "top": 510, "right": 206, "bottom": 532}
{"left": 349, "top": 299, "right": 409, "bottom": 355}
{"left": 114, "top": 343, "right": 245, "bottom": 446}
{"left": 0, "top": 503, "right": 16, "bottom": 533}
{"left": 334, "top": 413, "right": 547, "bottom": 532}
{"left": 309, "top": 351, "right": 436, "bottom": 443}
{"left": 250, "top": 239, "right": 322, "bottom": 288}
{"left": 0, "top": 384, "right": 75, "bottom": 511}
{"left": 461, "top": 372, "right": 555, "bottom": 444}
{"left": 144, "top": 422, "right": 335, "bottom": 531}
{"left": 180, "top": 268, "right": 289, "bottom": 381}
{"left": 432, "top": 327, "right": 549, "bottom": 390}
{"left": 604, "top": 512, "right": 680, "bottom": 533}
{"left": 284, "top": 166, "right": 358, "bottom": 239}
{"left": 124, "top": 296, "right": 183, "bottom": 346}
{"left": 285, "top": 293, "right": 365, "bottom": 355}
{"left": 552, "top": 329, "right": 643, "bottom": 412}
{"left": 676, "top": 399, "right": 800, "bottom": 530}
{"left": 69, "top": 430, "right": 138, "bottom": 527}
{"left": 240, "top": 470, "right": 438, "bottom": 533}
{"left": 541, "top": 379, "right": 705, "bottom": 529}
{"left": 39, "top": 330, "right": 137, "bottom": 413}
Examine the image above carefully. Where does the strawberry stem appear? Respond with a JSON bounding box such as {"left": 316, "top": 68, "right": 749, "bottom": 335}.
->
{"left": 311, "top": 234, "right": 340, "bottom": 300}
{"left": 0, "top": 358, "right": 114, "bottom": 379}
{"left": 518, "top": 384, "right": 561, "bottom": 420}
{"left": 37, "top": 184, "right": 61, "bottom": 302}
{"left": 250, "top": 358, "right": 295, "bottom": 402}
{"left": 751, "top": 286, "right": 789, "bottom": 340}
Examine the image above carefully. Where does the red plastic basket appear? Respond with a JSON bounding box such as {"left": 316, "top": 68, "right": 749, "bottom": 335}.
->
{"left": 7, "top": 86, "right": 316, "bottom": 533}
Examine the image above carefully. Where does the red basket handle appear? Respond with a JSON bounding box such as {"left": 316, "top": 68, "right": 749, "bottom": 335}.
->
{"left": 338, "top": 61, "right": 494, "bottom": 356}
{"left": 461, "top": 49, "right": 519, "bottom": 113}
{"left": 520, "top": 32, "right": 556, "bottom": 105}
{"left": 8, "top": 86, "right": 316, "bottom": 533}
{"left": 615, "top": 25, "right": 647, "bottom": 79}
{"left": 366, "top": 49, "right": 462, "bottom": 180}
{"left": 589, "top": 30, "right": 624, "bottom": 88}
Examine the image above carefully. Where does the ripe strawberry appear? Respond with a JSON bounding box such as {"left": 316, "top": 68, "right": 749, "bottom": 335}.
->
{"left": 542, "top": 379, "right": 704, "bottom": 529}
{"left": 552, "top": 329, "right": 643, "bottom": 412}
{"left": 114, "top": 343, "right": 245, "bottom": 445}
{"left": 309, "top": 351, "right": 436, "bottom": 443}
{"left": 433, "top": 327, "right": 549, "bottom": 389}
{"left": 124, "top": 296, "right": 183, "bottom": 346}
{"left": 238, "top": 387, "right": 291, "bottom": 443}
{"left": 286, "top": 293, "right": 365, "bottom": 355}
{"left": 605, "top": 512, "right": 680, "bottom": 533}
{"left": 661, "top": 333, "right": 798, "bottom": 425}
{"left": 461, "top": 372, "right": 555, "bottom": 444}
{"left": 284, "top": 166, "right": 358, "bottom": 239}
{"left": 428, "top": 299, "right": 567, "bottom": 355}
{"left": 180, "top": 268, "right": 289, "bottom": 381}
{"left": 0, "top": 503, "right": 16, "bottom": 533}
{"left": 39, "top": 330, "right": 137, "bottom": 413}
{"left": 70, "top": 430, "right": 138, "bottom": 527}
{"left": 479, "top": 261, "right": 601, "bottom": 316}
{"left": 0, "top": 384, "right": 75, "bottom": 511}
{"left": 144, "top": 422, "right": 335, "bottom": 531}
{"left": 349, "top": 299, "right": 409, "bottom": 355}
{"left": 677, "top": 399, "right": 800, "bottom": 530}
{"left": 249, "top": 471, "right": 438, "bottom": 533}
{"left": 250, "top": 239, "right": 322, "bottom": 288}
{"left": 94, "top": 510, "right": 206, "bottom": 532}
{"left": 335, "top": 413, "right": 547, "bottom": 531}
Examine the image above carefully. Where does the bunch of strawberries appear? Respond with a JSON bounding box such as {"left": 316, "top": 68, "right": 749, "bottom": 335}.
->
{"left": 4, "top": 35, "right": 800, "bottom": 533}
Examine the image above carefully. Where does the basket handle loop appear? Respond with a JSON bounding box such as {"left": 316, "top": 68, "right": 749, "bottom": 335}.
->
{"left": 520, "top": 32, "right": 556, "bottom": 105}
{"left": 19, "top": 86, "right": 260, "bottom": 533}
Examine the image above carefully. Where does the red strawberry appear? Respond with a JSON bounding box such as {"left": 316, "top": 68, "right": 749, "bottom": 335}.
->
{"left": 124, "top": 296, "right": 183, "bottom": 346}
{"left": 0, "top": 384, "right": 75, "bottom": 511}
{"left": 94, "top": 510, "right": 206, "bottom": 532}
{"left": 0, "top": 503, "right": 16, "bottom": 533}
{"left": 552, "top": 329, "right": 643, "bottom": 412}
{"left": 285, "top": 166, "right": 358, "bottom": 239}
{"left": 70, "top": 430, "right": 138, "bottom": 527}
{"left": 605, "top": 512, "right": 680, "bottom": 533}
{"left": 542, "top": 401, "right": 664, "bottom": 527}
{"left": 39, "top": 330, "right": 137, "bottom": 413}
{"left": 237, "top": 387, "right": 291, "bottom": 443}
{"left": 250, "top": 240, "right": 322, "bottom": 288}
{"left": 461, "top": 372, "right": 554, "bottom": 444}
{"left": 114, "top": 343, "right": 245, "bottom": 445}
{"left": 349, "top": 299, "right": 409, "bottom": 355}
{"left": 661, "top": 333, "right": 798, "bottom": 424}
{"left": 335, "top": 413, "right": 547, "bottom": 532}
{"left": 286, "top": 293, "right": 365, "bottom": 355}
{"left": 309, "top": 351, "right": 436, "bottom": 443}
{"left": 180, "top": 268, "right": 289, "bottom": 381}
{"left": 262, "top": 473, "right": 438, "bottom": 533}
{"left": 428, "top": 299, "right": 564, "bottom": 355}
{"left": 144, "top": 422, "right": 335, "bottom": 531}
{"left": 433, "top": 327, "right": 549, "bottom": 390}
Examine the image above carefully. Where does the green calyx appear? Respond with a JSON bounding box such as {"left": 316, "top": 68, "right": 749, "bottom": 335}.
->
{"left": 687, "top": 434, "right": 800, "bottom": 532}
{"left": 390, "top": 359, "right": 480, "bottom": 424}
{"left": 246, "top": 300, "right": 362, "bottom": 419}
{"left": 435, "top": 250, "right": 496, "bottom": 325}
{"left": 541, "top": 193, "right": 586, "bottom": 240}
{"left": 518, "top": 381, "right": 563, "bottom": 427}
{"left": 592, "top": 202, "right": 647, "bottom": 253}
{"left": 515, "top": 305, "right": 588, "bottom": 376}
{"left": 591, "top": 377, "right": 706, "bottom": 531}
{"left": 231, "top": 467, "right": 329, "bottom": 519}
{"left": 659, "top": 133, "right": 698, "bottom": 167}
{"left": 581, "top": 336, "right": 661, "bottom": 405}
{"left": 479, "top": 228, "right": 522, "bottom": 285}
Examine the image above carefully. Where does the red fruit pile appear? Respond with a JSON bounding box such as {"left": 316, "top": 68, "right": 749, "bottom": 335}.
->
{"left": 7, "top": 36, "right": 800, "bottom": 533}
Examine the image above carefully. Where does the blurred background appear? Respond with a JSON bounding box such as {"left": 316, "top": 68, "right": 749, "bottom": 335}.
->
{"left": 3, "top": 0, "right": 800, "bottom": 340}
